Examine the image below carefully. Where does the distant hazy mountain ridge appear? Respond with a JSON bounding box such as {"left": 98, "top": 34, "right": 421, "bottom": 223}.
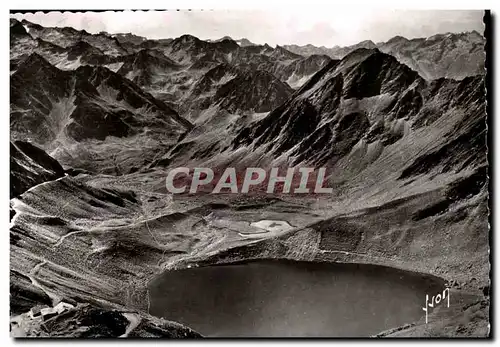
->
{"left": 284, "top": 31, "right": 485, "bottom": 80}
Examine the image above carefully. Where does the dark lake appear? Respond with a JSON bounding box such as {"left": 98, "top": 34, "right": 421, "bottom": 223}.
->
{"left": 148, "top": 259, "right": 445, "bottom": 337}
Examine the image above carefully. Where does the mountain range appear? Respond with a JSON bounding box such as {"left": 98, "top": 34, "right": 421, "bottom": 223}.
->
{"left": 284, "top": 31, "right": 485, "bottom": 80}
{"left": 9, "top": 17, "right": 488, "bottom": 338}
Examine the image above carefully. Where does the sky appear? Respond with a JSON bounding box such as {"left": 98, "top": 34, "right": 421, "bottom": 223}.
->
{"left": 11, "top": 10, "right": 484, "bottom": 47}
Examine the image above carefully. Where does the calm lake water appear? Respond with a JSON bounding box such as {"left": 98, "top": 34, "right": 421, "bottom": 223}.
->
{"left": 148, "top": 259, "right": 445, "bottom": 337}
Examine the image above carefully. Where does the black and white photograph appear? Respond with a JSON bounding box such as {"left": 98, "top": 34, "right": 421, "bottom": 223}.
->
{"left": 8, "top": 7, "right": 490, "bottom": 339}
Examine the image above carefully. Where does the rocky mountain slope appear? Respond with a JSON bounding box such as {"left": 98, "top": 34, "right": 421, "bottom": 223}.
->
{"left": 11, "top": 52, "right": 191, "bottom": 174}
{"left": 182, "top": 63, "right": 293, "bottom": 117}
{"left": 231, "top": 48, "right": 485, "bottom": 169}
{"left": 10, "top": 18, "right": 488, "bottom": 338}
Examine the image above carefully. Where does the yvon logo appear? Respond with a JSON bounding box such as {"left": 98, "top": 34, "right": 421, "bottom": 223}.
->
{"left": 422, "top": 287, "right": 450, "bottom": 324}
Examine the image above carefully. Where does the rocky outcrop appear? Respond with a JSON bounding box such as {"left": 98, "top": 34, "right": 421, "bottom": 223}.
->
{"left": 10, "top": 141, "right": 65, "bottom": 198}
{"left": 11, "top": 303, "right": 202, "bottom": 337}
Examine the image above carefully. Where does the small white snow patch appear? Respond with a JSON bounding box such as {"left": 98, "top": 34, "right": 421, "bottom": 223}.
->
{"left": 250, "top": 220, "right": 293, "bottom": 233}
